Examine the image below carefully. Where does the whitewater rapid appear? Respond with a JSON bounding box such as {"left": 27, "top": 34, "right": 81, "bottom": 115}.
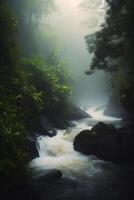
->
{"left": 29, "top": 107, "right": 121, "bottom": 178}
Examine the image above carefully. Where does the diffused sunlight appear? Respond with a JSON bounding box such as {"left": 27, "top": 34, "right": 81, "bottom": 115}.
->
{"left": 86, "top": 107, "right": 122, "bottom": 122}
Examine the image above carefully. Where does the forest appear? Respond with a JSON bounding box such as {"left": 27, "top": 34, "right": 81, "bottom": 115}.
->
{"left": 0, "top": 0, "right": 134, "bottom": 200}
{"left": 85, "top": 0, "right": 134, "bottom": 116}
{"left": 0, "top": 0, "right": 72, "bottom": 193}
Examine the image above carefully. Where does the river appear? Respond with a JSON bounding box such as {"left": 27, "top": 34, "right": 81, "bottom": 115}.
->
{"left": 29, "top": 107, "right": 134, "bottom": 200}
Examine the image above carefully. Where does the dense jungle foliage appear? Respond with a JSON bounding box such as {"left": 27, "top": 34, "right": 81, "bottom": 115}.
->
{"left": 85, "top": 0, "right": 134, "bottom": 115}
{"left": 0, "top": 0, "right": 71, "bottom": 191}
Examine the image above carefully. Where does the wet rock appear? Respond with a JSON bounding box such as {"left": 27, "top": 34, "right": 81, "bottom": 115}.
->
{"left": 74, "top": 122, "right": 134, "bottom": 163}
{"left": 66, "top": 105, "right": 91, "bottom": 120}
{"left": 35, "top": 170, "right": 63, "bottom": 182}
{"left": 73, "top": 130, "right": 99, "bottom": 156}
{"left": 29, "top": 115, "right": 57, "bottom": 137}
{"left": 26, "top": 135, "right": 39, "bottom": 160}
{"left": 49, "top": 117, "right": 68, "bottom": 129}
{"left": 91, "top": 122, "right": 118, "bottom": 161}
{"left": 91, "top": 121, "right": 117, "bottom": 135}
{"left": 74, "top": 122, "right": 117, "bottom": 161}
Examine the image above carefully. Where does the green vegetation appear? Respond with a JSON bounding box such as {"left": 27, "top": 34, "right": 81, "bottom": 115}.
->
{"left": 8, "top": 0, "right": 57, "bottom": 57}
{"left": 85, "top": 0, "right": 134, "bottom": 114}
{"left": 0, "top": 0, "right": 71, "bottom": 192}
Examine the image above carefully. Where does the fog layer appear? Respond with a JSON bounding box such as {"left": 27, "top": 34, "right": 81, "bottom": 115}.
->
{"left": 45, "top": 0, "right": 109, "bottom": 106}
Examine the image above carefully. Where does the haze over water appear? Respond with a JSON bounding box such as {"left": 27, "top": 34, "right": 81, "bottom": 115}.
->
{"left": 45, "top": 0, "right": 110, "bottom": 106}
{"left": 45, "top": 0, "right": 105, "bottom": 73}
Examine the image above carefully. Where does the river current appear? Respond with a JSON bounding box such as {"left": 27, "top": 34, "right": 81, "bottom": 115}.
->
{"left": 29, "top": 107, "right": 134, "bottom": 200}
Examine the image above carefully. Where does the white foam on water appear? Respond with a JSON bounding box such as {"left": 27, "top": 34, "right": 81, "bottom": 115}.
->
{"left": 86, "top": 107, "right": 122, "bottom": 122}
{"left": 29, "top": 107, "right": 121, "bottom": 178}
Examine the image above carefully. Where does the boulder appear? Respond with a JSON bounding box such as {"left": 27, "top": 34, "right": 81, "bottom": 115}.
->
{"left": 74, "top": 122, "right": 134, "bottom": 163}
{"left": 29, "top": 115, "right": 57, "bottom": 137}
{"left": 66, "top": 105, "right": 91, "bottom": 120}
{"left": 35, "top": 170, "right": 63, "bottom": 182}
{"left": 91, "top": 121, "right": 117, "bottom": 135}
{"left": 48, "top": 117, "right": 68, "bottom": 130}
{"left": 74, "top": 122, "right": 118, "bottom": 161}
{"left": 46, "top": 105, "right": 90, "bottom": 129}
{"left": 73, "top": 130, "right": 99, "bottom": 156}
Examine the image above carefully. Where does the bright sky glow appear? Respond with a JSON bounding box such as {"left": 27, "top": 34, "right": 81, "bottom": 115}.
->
{"left": 46, "top": 0, "right": 106, "bottom": 34}
{"left": 44, "top": 0, "right": 106, "bottom": 75}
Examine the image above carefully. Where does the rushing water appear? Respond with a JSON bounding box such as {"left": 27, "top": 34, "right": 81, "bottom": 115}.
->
{"left": 30, "top": 107, "right": 121, "bottom": 178}
{"left": 30, "top": 121, "right": 100, "bottom": 178}
{"left": 29, "top": 108, "right": 134, "bottom": 200}
{"left": 86, "top": 107, "right": 122, "bottom": 122}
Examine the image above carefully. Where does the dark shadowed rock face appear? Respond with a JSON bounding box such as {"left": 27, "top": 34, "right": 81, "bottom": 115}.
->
{"left": 104, "top": 94, "right": 127, "bottom": 118}
{"left": 27, "top": 116, "right": 57, "bottom": 160}
{"left": 91, "top": 122, "right": 117, "bottom": 135}
{"left": 26, "top": 135, "right": 39, "bottom": 160}
{"left": 116, "top": 124, "right": 134, "bottom": 163}
{"left": 91, "top": 122, "right": 118, "bottom": 160}
{"left": 73, "top": 130, "right": 100, "bottom": 156}
{"left": 48, "top": 117, "right": 75, "bottom": 130}
{"left": 41, "top": 105, "right": 91, "bottom": 129}
{"left": 66, "top": 105, "right": 91, "bottom": 120}
{"left": 73, "top": 127, "right": 117, "bottom": 161}
{"left": 29, "top": 115, "right": 57, "bottom": 137}
{"left": 74, "top": 122, "right": 134, "bottom": 163}
{"left": 35, "top": 170, "right": 63, "bottom": 183}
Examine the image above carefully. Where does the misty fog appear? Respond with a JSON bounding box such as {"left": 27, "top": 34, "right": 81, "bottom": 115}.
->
{"left": 43, "top": 0, "right": 110, "bottom": 107}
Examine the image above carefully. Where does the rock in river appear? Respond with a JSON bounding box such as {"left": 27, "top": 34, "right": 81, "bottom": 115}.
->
{"left": 73, "top": 130, "right": 99, "bottom": 156}
{"left": 91, "top": 121, "right": 117, "bottom": 135}
{"left": 74, "top": 122, "right": 134, "bottom": 163}
{"left": 73, "top": 122, "right": 117, "bottom": 161}
{"left": 29, "top": 115, "right": 57, "bottom": 137}
{"left": 34, "top": 170, "right": 63, "bottom": 182}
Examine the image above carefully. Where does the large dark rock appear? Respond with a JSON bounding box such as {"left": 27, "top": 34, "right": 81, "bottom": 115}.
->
{"left": 25, "top": 104, "right": 91, "bottom": 136}
{"left": 73, "top": 125, "right": 117, "bottom": 161}
{"left": 74, "top": 122, "right": 134, "bottom": 163}
{"left": 66, "top": 105, "right": 91, "bottom": 120}
{"left": 35, "top": 170, "right": 63, "bottom": 182}
{"left": 45, "top": 105, "right": 91, "bottom": 129}
{"left": 48, "top": 117, "right": 71, "bottom": 130}
{"left": 73, "top": 130, "right": 100, "bottom": 156}
{"left": 91, "top": 121, "right": 117, "bottom": 135}
{"left": 29, "top": 115, "right": 57, "bottom": 137}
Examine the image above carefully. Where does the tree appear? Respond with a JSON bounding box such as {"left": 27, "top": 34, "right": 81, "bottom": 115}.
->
{"left": 85, "top": 0, "right": 134, "bottom": 113}
{"left": 0, "top": 0, "right": 72, "bottom": 193}
{"left": 8, "top": 0, "right": 56, "bottom": 26}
